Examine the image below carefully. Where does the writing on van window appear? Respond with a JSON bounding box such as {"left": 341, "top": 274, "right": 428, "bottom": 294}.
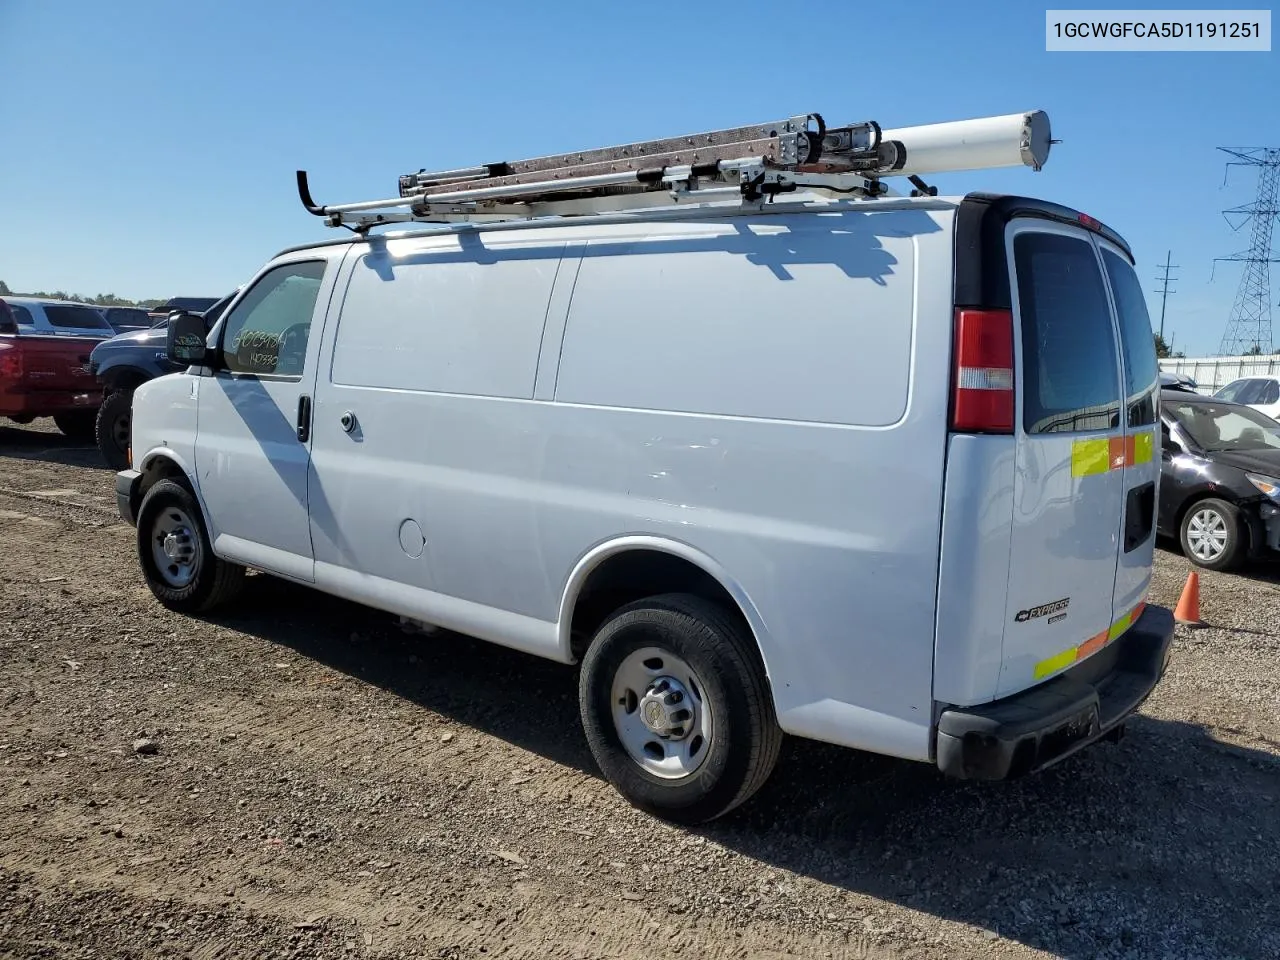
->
{"left": 1015, "top": 233, "right": 1121, "bottom": 435}
{"left": 220, "top": 261, "right": 326, "bottom": 378}
{"left": 228, "top": 330, "right": 282, "bottom": 374}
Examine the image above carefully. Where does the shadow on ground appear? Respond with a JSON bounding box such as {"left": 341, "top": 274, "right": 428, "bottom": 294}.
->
{"left": 0, "top": 423, "right": 108, "bottom": 470}
{"left": 1156, "top": 539, "right": 1280, "bottom": 586}
{"left": 209, "top": 573, "right": 1278, "bottom": 960}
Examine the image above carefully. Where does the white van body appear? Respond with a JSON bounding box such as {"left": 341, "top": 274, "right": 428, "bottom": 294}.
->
{"left": 119, "top": 191, "right": 1175, "bottom": 820}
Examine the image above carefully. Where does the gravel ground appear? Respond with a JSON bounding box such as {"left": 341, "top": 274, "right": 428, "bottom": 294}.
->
{"left": 1, "top": 419, "right": 1278, "bottom": 960}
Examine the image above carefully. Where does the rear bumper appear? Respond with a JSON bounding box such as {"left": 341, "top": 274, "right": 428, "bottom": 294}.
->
{"left": 1, "top": 388, "right": 98, "bottom": 417}
{"left": 116, "top": 469, "right": 142, "bottom": 526}
{"left": 935, "top": 604, "right": 1175, "bottom": 780}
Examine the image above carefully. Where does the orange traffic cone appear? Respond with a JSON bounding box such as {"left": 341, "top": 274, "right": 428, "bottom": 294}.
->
{"left": 1174, "top": 571, "right": 1203, "bottom": 627}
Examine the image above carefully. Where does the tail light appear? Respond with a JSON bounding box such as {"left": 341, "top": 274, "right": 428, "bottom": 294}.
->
{"left": 951, "top": 308, "right": 1014, "bottom": 433}
{"left": 0, "top": 342, "right": 21, "bottom": 379}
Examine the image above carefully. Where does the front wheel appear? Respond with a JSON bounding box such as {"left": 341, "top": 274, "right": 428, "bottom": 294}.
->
{"left": 579, "top": 593, "right": 781, "bottom": 824}
{"left": 136, "top": 479, "right": 244, "bottom": 612}
{"left": 95, "top": 390, "right": 133, "bottom": 470}
{"left": 1180, "top": 497, "right": 1245, "bottom": 572}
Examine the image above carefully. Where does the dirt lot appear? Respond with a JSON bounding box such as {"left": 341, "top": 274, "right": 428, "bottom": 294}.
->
{"left": 1, "top": 420, "right": 1278, "bottom": 960}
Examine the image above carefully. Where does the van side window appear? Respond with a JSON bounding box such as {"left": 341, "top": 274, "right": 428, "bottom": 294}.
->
{"left": 1261, "top": 380, "right": 1280, "bottom": 405}
{"left": 1014, "top": 233, "right": 1120, "bottom": 435}
{"left": 1101, "top": 249, "right": 1159, "bottom": 427}
{"left": 219, "top": 261, "right": 326, "bottom": 379}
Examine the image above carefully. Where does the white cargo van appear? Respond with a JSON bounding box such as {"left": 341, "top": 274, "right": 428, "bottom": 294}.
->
{"left": 116, "top": 111, "right": 1174, "bottom": 822}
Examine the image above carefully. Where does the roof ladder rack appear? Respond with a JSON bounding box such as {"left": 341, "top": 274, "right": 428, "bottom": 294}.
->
{"left": 296, "top": 109, "right": 1052, "bottom": 231}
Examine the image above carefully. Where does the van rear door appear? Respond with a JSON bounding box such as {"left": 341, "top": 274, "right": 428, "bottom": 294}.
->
{"left": 998, "top": 222, "right": 1129, "bottom": 697}
{"left": 1097, "top": 240, "right": 1161, "bottom": 627}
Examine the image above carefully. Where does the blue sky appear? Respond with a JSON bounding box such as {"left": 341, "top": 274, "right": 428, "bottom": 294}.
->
{"left": 0, "top": 0, "right": 1275, "bottom": 355}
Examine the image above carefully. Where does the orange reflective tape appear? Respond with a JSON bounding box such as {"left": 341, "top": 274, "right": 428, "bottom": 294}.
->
{"left": 1109, "top": 436, "right": 1128, "bottom": 470}
{"left": 1076, "top": 630, "right": 1109, "bottom": 659}
{"left": 1073, "top": 433, "right": 1155, "bottom": 475}
{"left": 1032, "top": 599, "right": 1148, "bottom": 681}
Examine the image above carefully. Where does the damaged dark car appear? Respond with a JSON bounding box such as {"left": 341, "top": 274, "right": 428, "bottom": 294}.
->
{"left": 1159, "top": 388, "right": 1280, "bottom": 571}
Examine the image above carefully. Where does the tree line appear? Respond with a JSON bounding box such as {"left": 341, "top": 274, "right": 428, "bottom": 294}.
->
{"left": 0, "top": 279, "right": 165, "bottom": 310}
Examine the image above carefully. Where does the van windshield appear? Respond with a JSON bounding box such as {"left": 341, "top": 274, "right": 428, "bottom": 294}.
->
{"left": 1166, "top": 400, "right": 1280, "bottom": 453}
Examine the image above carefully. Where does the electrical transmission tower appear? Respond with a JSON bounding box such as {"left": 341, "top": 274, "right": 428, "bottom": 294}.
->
{"left": 1154, "top": 250, "right": 1178, "bottom": 342}
{"left": 1215, "top": 147, "right": 1280, "bottom": 356}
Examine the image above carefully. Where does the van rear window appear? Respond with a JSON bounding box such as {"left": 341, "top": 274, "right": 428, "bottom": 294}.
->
{"left": 1102, "top": 249, "right": 1158, "bottom": 426}
{"left": 1014, "top": 232, "right": 1120, "bottom": 435}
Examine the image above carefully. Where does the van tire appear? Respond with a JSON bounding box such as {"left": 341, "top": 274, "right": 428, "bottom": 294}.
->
{"left": 1180, "top": 497, "right": 1245, "bottom": 572}
{"left": 578, "top": 593, "right": 781, "bottom": 824}
{"left": 52, "top": 411, "right": 97, "bottom": 441}
{"left": 95, "top": 390, "right": 133, "bottom": 470}
{"left": 136, "top": 479, "right": 244, "bottom": 612}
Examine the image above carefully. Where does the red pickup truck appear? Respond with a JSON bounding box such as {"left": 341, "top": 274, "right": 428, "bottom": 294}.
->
{"left": 0, "top": 298, "right": 108, "bottom": 439}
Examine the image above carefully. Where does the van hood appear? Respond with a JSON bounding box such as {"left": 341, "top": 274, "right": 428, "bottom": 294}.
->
{"left": 1211, "top": 447, "right": 1280, "bottom": 477}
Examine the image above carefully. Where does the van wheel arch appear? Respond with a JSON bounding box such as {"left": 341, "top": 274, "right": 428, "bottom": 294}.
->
{"left": 137, "top": 454, "right": 195, "bottom": 504}
{"left": 564, "top": 544, "right": 773, "bottom": 692}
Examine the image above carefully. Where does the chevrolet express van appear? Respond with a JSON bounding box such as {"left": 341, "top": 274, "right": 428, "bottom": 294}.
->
{"left": 115, "top": 188, "right": 1175, "bottom": 823}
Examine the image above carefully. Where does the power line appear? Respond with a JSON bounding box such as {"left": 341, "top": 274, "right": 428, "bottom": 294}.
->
{"left": 1154, "top": 250, "right": 1178, "bottom": 342}
{"left": 1215, "top": 147, "right": 1280, "bottom": 356}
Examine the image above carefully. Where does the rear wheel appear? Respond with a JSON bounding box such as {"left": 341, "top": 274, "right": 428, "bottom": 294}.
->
{"left": 1180, "top": 497, "right": 1245, "bottom": 572}
{"left": 52, "top": 411, "right": 96, "bottom": 441}
{"left": 95, "top": 390, "right": 133, "bottom": 470}
{"left": 136, "top": 479, "right": 244, "bottom": 612}
{"left": 579, "top": 593, "right": 781, "bottom": 824}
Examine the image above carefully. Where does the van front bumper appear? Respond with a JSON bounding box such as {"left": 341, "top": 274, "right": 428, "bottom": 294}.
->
{"left": 116, "top": 469, "right": 142, "bottom": 526}
{"left": 935, "top": 604, "right": 1175, "bottom": 780}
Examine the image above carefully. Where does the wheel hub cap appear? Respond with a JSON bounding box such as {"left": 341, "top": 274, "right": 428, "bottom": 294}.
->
{"left": 610, "top": 647, "right": 714, "bottom": 779}
{"left": 151, "top": 506, "right": 200, "bottom": 588}
{"left": 162, "top": 531, "right": 192, "bottom": 562}
{"left": 1189, "top": 509, "right": 1227, "bottom": 559}
{"left": 638, "top": 677, "right": 694, "bottom": 740}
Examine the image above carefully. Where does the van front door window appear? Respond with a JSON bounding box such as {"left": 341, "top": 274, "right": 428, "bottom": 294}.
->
{"left": 219, "top": 261, "right": 326, "bottom": 378}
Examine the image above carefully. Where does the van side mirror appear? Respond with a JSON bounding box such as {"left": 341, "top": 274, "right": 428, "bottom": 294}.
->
{"left": 1161, "top": 429, "right": 1178, "bottom": 454}
{"left": 167, "top": 311, "right": 211, "bottom": 366}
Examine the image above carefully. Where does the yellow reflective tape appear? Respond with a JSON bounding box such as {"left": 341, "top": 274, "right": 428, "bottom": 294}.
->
{"left": 1133, "top": 432, "right": 1154, "bottom": 465}
{"left": 1108, "top": 601, "right": 1145, "bottom": 641}
{"left": 1071, "top": 434, "right": 1155, "bottom": 475}
{"left": 1034, "top": 647, "right": 1079, "bottom": 680}
{"left": 1032, "top": 600, "right": 1147, "bottom": 680}
{"left": 1071, "top": 438, "right": 1111, "bottom": 477}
